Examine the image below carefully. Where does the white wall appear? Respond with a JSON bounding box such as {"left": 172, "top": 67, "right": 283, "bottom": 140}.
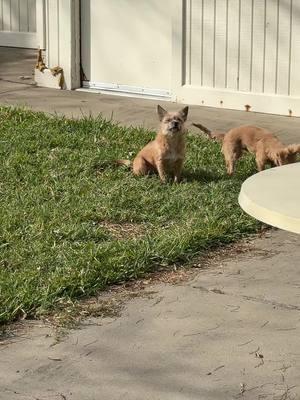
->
{"left": 81, "top": 0, "right": 172, "bottom": 94}
{"left": 175, "top": 0, "right": 300, "bottom": 116}
{"left": 41, "top": 0, "right": 300, "bottom": 116}
{"left": 0, "top": 0, "right": 36, "bottom": 33}
{"left": 184, "top": 0, "right": 299, "bottom": 96}
{"left": 0, "top": 0, "right": 38, "bottom": 47}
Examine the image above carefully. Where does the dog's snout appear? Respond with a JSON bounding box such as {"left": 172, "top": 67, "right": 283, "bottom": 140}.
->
{"left": 171, "top": 120, "right": 179, "bottom": 128}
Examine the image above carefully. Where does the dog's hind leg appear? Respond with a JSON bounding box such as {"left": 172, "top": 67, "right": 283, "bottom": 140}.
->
{"left": 255, "top": 147, "right": 267, "bottom": 171}
{"left": 222, "top": 145, "right": 240, "bottom": 175}
{"left": 225, "top": 158, "right": 235, "bottom": 175}
{"left": 132, "top": 156, "right": 154, "bottom": 176}
{"left": 255, "top": 156, "right": 266, "bottom": 171}
{"left": 222, "top": 137, "right": 243, "bottom": 175}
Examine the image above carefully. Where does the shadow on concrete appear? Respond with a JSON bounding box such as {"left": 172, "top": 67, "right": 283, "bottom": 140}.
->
{"left": 0, "top": 46, "right": 36, "bottom": 86}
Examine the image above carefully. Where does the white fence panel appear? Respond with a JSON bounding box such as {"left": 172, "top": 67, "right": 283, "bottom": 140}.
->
{"left": 0, "top": 0, "right": 40, "bottom": 48}
{"left": 174, "top": 0, "right": 300, "bottom": 116}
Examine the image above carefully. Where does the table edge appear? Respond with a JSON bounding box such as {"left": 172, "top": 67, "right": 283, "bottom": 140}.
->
{"left": 238, "top": 188, "right": 300, "bottom": 235}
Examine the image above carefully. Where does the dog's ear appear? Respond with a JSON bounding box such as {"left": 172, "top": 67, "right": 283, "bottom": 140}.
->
{"left": 157, "top": 105, "right": 168, "bottom": 121}
{"left": 286, "top": 144, "right": 300, "bottom": 154}
{"left": 179, "top": 106, "right": 189, "bottom": 121}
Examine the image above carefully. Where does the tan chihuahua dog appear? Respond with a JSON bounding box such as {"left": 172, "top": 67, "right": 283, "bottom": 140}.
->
{"left": 193, "top": 123, "right": 300, "bottom": 175}
{"left": 118, "top": 105, "right": 189, "bottom": 183}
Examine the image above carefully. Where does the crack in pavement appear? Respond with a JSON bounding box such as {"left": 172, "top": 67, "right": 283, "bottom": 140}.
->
{"left": 192, "top": 285, "right": 300, "bottom": 312}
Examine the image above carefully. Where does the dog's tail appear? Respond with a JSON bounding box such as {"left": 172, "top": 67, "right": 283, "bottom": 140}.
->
{"left": 192, "top": 123, "right": 225, "bottom": 142}
{"left": 115, "top": 159, "right": 132, "bottom": 168}
{"left": 192, "top": 122, "right": 212, "bottom": 136}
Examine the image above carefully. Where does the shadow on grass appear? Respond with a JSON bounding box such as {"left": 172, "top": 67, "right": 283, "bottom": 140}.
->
{"left": 183, "top": 169, "right": 223, "bottom": 183}
{"left": 93, "top": 162, "right": 225, "bottom": 184}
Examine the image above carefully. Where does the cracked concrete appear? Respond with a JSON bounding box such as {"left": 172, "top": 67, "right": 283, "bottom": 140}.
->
{"left": 1, "top": 231, "right": 300, "bottom": 400}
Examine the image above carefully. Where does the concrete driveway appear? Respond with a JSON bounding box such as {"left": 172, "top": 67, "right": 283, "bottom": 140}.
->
{"left": 0, "top": 47, "right": 300, "bottom": 400}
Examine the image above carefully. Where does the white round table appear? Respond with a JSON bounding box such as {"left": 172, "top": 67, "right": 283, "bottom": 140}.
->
{"left": 239, "top": 163, "right": 300, "bottom": 234}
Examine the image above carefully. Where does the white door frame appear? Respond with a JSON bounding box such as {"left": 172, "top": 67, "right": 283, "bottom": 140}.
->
{"left": 44, "top": 0, "right": 80, "bottom": 89}
{"left": 36, "top": 0, "right": 46, "bottom": 49}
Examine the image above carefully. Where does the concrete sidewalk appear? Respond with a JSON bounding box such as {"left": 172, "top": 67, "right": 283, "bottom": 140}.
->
{"left": 1, "top": 231, "right": 300, "bottom": 400}
{"left": 0, "top": 48, "right": 300, "bottom": 142}
{"left": 1, "top": 48, "right": 300, "bottom": 400}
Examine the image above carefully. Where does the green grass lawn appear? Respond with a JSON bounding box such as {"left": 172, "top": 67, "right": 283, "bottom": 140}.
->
{"left": 0, "top": 106, "right": 260, "bottom": 325}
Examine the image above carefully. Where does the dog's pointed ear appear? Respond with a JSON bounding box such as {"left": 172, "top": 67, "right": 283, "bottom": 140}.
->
{"left": 179, "top": 106, "right": 189, "bottom": 121}
{"left": 157, "top": 105, "right": 168, "bottom": 121}
{"left": 287, "top": 144, "right": 300, "bottom": 154}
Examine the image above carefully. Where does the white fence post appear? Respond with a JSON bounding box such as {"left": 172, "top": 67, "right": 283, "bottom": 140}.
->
{"left": 36, "top": 0, "right": 46, "bottom": 49}
{"left": 44, "top": 0, "right": 80, "bottom": 89}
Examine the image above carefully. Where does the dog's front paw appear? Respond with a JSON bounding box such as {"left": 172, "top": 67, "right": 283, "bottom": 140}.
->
{"left": 173, "top": 176, "right": 182, "bottom": 184}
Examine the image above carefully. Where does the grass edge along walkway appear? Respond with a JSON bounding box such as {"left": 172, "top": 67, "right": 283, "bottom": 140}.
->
{"left": 0, "top": 106, "right": 260, "bottom": 325}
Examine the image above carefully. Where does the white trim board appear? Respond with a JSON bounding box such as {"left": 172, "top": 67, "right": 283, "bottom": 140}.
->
{"left": 36, "top": 0, "right": 46, "bottom": 49}
{"left": 174, "top": 85, "right": 300, "bottom": 117}
{"left": 82, "top": 81, "right": 172, "bottom": 100}
{"left": 0, "top": 32, "right": 38, "bottom": 48}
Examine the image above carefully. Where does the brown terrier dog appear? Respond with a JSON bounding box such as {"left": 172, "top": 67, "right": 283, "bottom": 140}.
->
{"left": 118, "top": 105, "right": 189, "bottom": 183}
{"left": 193, "top": 123, "right": 300, "bottom": 175}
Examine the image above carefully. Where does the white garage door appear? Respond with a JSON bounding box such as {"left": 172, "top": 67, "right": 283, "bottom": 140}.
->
{"left": 174, "top": 0, "right": 300, "bottom": 116}
{"left": 0, "top": 0, "right": 43, "bottom": 48}
{"left": 81, "top": 0, "right": 172, "bottom": 100}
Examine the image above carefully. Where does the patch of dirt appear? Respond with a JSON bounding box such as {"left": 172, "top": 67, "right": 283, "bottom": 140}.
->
{"left": 41, "top": 235, "right": 260, "bottom": 334}
{"left": 99, "top": 220, "right": 148, "bottom": 240}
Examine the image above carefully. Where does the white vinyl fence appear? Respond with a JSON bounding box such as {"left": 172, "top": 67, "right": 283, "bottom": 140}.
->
{"left": 0, "top": 0, "right": 43, "bottom": 48}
